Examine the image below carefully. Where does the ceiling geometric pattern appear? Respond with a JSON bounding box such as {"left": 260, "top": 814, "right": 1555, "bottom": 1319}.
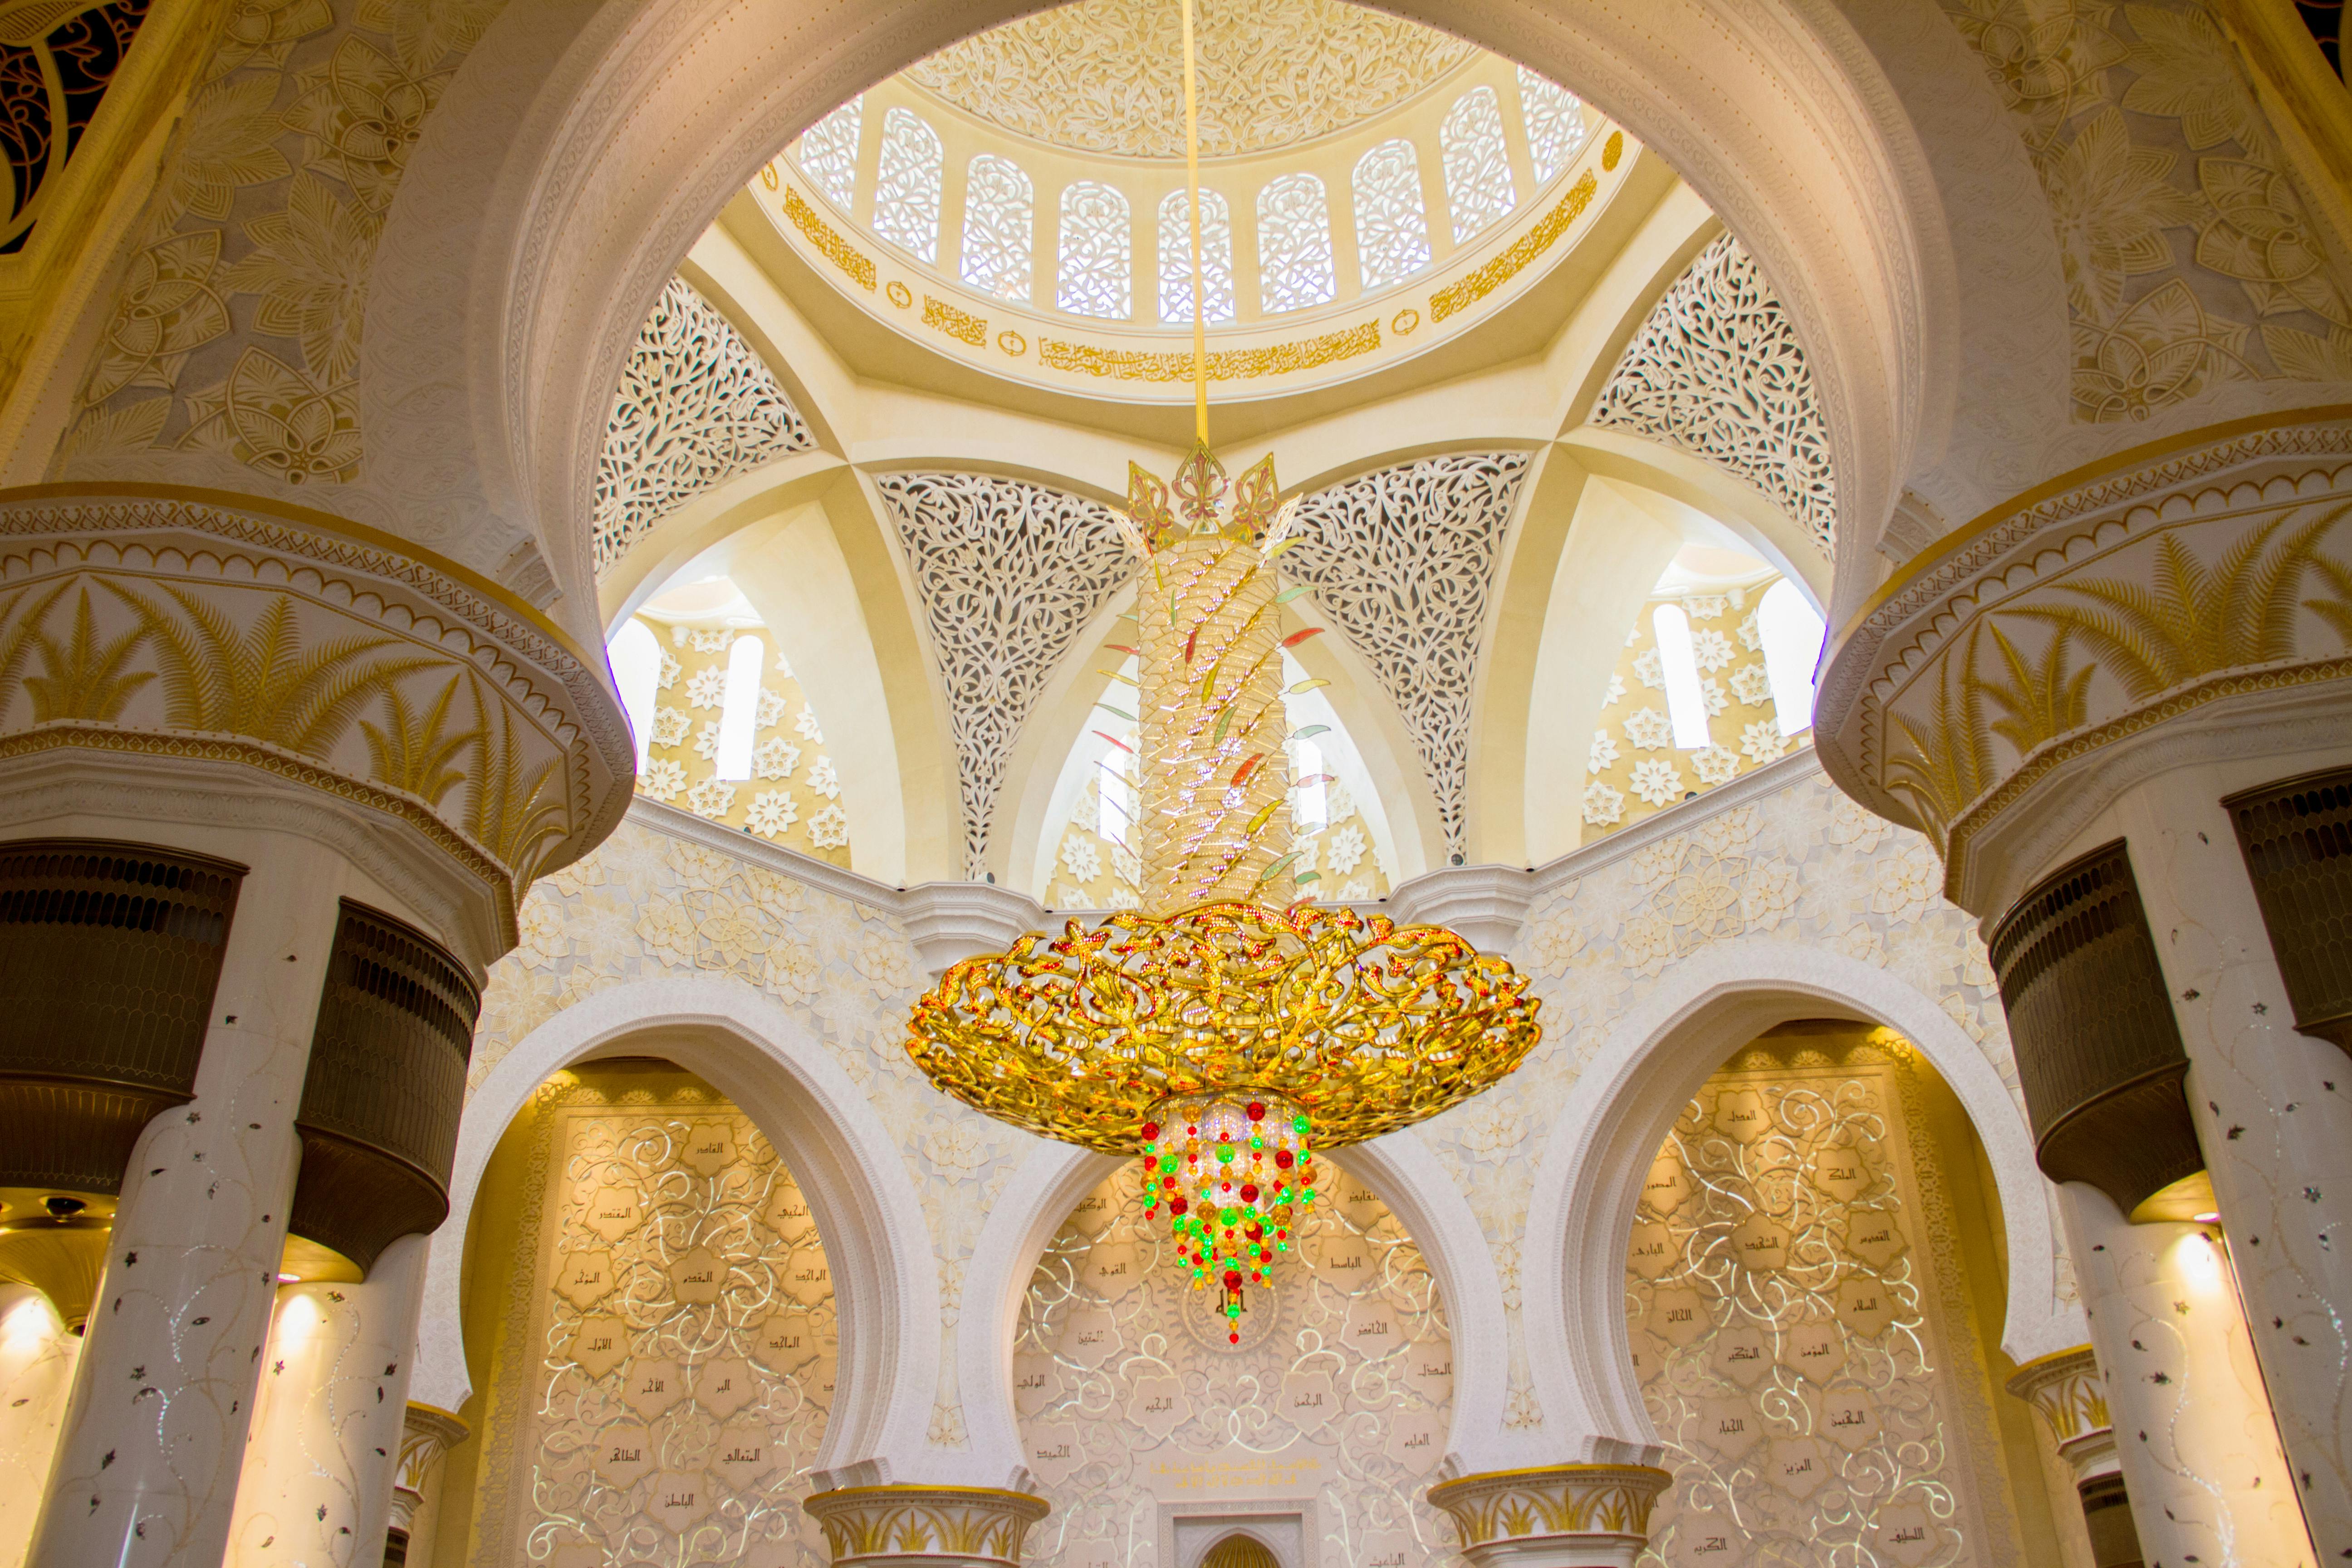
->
{"left": 904, "top": 0, "right": 1475, "bottom": 160}
{"left": 1285, "top": 452, "right": 1530, "bottom": 862}
{"left": 873, "top": 472, "right": 1140, "bottom": 879}
{"left": 594, "top": 277, "right": 816, "bottom": 575}
{"left": 1592, "top": 234, "right": 1838, "bottom": 555}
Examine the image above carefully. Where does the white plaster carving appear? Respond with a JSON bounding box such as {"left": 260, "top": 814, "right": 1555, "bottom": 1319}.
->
{"left": 1285, "top": 452, "right": 1529, "bottom": 861}
{"left": 1055, "top": 181, "right": 1131, "bottom": 320}
{"left": 960, "top": 153, "right": 1034, "bottom": 303}
{"left": 1157, "top": 189, "right": 1235, "bottom": 324}
{"left": 874, "top": 106, "right": 945, "bottom": 263}
{"left": 1353, "top": 139, "right": 1433, "bottom": 289}
{"left": 795, "top": 95, "right": 864, "bottom": 212}
{"left": 1255, "top": 173, "right": 1337, "bottom": 315}
{"left": 903, "top": 0, "right": 1475, "bottom": 160}
{"left": 593, "top": 277, "right": 817, "bottom": 574}
{"left": 1440, "top": 84, "right": 1517, "bottom": 243}
{"left": 1518, "top": 67, "right": 1587, "bottom": 185}
{"left": 872, "top": 473, "right": 1138, "bottom": 879}
{"left": 1591, "top": 233, "right": 1839, "bottom": 555}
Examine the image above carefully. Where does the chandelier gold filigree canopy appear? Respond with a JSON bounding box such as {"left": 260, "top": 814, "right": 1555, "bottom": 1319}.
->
{"left": 902, "top": 0, "right": 1541, "bottom": 1340}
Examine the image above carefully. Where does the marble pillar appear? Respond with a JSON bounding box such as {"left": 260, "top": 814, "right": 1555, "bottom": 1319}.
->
{"left": 24, "top": 844, "right": 343, "bottom": 1568}
{"left": 2003, "top": 1345, "right": 2139, "bottom": 1568}
{"left": 226, "top": 1233, "right": 429, "bottom": 1567}
{"left": 1424, "top": 1465, "right": 1672, "bottom": 1568}
{"left": 2063, "top": 1183, "right": 2313, "bottom": 1566}
{"left": 0, "top": 1285, "right": 79, "bottom": 1565}
{"left": 382, "top": 1404, "right": 466, "bottom": 1568}
{"left": 2107, "top": 769, "right": 2352, "bottom": 1556}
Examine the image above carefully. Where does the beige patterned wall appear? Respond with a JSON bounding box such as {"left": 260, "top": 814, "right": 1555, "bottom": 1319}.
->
{"left": 1016, "top": 1163, "right": 1455, "bottom": 1568}
{"left": 461, "top": 1064, "right": 835, "bottom": 1568}
{"left": 1583, "top": 577, "right": 1804, "bottom": 840}
{"left": 1627, "top": 1032, "right": 2028, "bottom": 1566}
{"left": 1934, "top": 0, "right": 2352, "bottom": 422}
{"left": 628, "top": 610, "right": 851, "bottom": 862}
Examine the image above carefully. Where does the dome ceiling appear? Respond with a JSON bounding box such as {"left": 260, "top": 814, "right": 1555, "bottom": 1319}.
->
{"left": 903, "top": 0, "right": 1476, "bottom": 160}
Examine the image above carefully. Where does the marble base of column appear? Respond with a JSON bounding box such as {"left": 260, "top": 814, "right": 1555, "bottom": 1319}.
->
{"left": 801, "top": 1485, "right": 1050, "bottom": 1567}
{"left": 2002, "top": 1345, "right": 2143, "bottom": 1568}
{"left": 2061, "top": 1183, "right": 2312, "bottom": 1566}
{"left": 1425, "top": 1464, "right": 1672, "bottom": 1568}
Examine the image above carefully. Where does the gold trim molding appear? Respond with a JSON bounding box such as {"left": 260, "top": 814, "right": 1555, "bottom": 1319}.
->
{"left": 1039, "top": 319, "right": 1382, "bottom": 382}
{"left": 1431, "top": 168, "right": 1599, "bottom": 323}
{"left": 801, "top": 1485, "right": 1051, "bottom": 1567}
{"left": 1426, "top": 1464, "right": 1671, "bottom": 1563}
{"left": 2003, "top": 1345, "right": 2118, "bottom": 1483}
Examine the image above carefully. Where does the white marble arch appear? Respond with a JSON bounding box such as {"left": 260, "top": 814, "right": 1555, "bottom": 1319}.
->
{"left": 412, "top": 974, "right": 943, "bottom": 1481}
{"left": 1519, "top": 936, "right": 2082, "bottom": 1462}
{"left": 346, "top": 0, "right": 1966, "bottom": 652}
{"left": 952, "top": 1127, "right": 1518, "bottom": 1487}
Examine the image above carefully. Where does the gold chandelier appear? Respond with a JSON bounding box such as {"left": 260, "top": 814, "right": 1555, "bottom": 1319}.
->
{"left": 903, "top": 0, "right": 1542, "bottom": 1338}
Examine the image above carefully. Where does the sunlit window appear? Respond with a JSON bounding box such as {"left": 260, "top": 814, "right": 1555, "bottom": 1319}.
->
{"left": 1757, "top": 581, "right": 1825, "bottom": 734}
{"left": 1058, "top": 180, "right": 1132, "bottom": 318}
{"left": 1652, "top": 604, "right": 1712, "bottom": 750}
{"left": 960, "top": 154, "right": 1034, "bottom": 301}
{"left": 1441, "top": 85, "right": 1517, "bottom": 243}
{"left": 794, "top": 95, "right": 862, "bottom": 211}
{"left": 1257, "top": 173, "right": 1336, "bottom": 314}
{"left": 1352, "top": 140, "right": 1431, "bottom": 289}
{"left": 1517, "top": 68, "right": 1588, "bottom": 184}
{"left": 872, "top": 107, "right": 942, "bottom": 262}
{"left": 1098, "top": 749, "right": 1136, "bottom": 848}
{"left": 608, "top": 619, "right": 662, "bottom": 770}
{"left": 1157, "top": 188, "right": 1235, "bottom": 323}
{"left": 715, "top": 635, "right": 765, "bottom": 781}
{"left": 1294, "top": 738, "right": 1329, "bottom": 829}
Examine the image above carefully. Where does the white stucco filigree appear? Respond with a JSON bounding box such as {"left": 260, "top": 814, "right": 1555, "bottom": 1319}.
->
{"left": 873, "top": 473, "right": 1139, "bottom": 879}
{"left": 1591, "top": 234, "right": 1838, "bottom": 555}
{"left": 1285, "top": 452, "right": 1529, "bottom": 861}
{"left": 593, "top": 277, "right": 816, "bottom": 574}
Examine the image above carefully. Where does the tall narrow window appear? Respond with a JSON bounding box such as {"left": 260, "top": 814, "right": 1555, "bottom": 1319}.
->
{"left": 1057, "top": 180, "right": 1132, "bottom": 318}
{"left": 1098, "top": 751, "right": 1136, "bottom": 849}
{"left": 1757, "top": 581, "right": 1825, "bottom": 734}
{"left": 1257, "top": 173, "right": 1336, "bottom": 314}
{"left": 1517, "top": 68, "right": 1588, "bottom": 184}
{"left": 608, "top": 618, "right": 662, "bottom": 770}
{"left": 960, "top": 154, "right": 1034, "bottom": 301}
{"left": 1352, "top": 140, "right": 1431, "bottom": 289}
{"left": 794, "top": 95, "right": 862, "bottom": 211}
{"left": 872, "top": 107, "right": 942, "bottom": 262}
{"left": 715, "top": 635, "right": 765, "bottom": 781}
{"left": 1652, "top": 604, "right": 1712, "bottom": 750}
{"left": 1294, "top": 738, "right": 1329, "bottom": 830}
{"left": 1157, "top": 188, "right": 1235, "bottom": 323}
{"left": 1441, "top": 85, "right": 1517, "bottom": 242}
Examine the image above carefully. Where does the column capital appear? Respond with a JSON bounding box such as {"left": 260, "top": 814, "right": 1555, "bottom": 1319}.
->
{"left": 2001, "top": 1344, "right": 2118, "bottom": 1483}
{"left": 1426, "top": 1463, "right": 1672, "bottom": 1568}
{"left": 0, "top": 483, "right": 632, "bottom": 962}
{"left": 1812, "top": 407, "right": 2352, "bottom": 915}
{"left": 801, "top": 1484, "right": 1051, "bottom": 1567}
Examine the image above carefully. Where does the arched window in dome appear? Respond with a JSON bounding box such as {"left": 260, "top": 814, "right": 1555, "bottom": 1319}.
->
{"left": 1058, "top": 181, "right": 1132, "bottom": 318}
{"left": 1517, "top": 67, "right": 1588, "bottom": 184}
{"left": 1157, "top": 188, "right": 1235, "bottom": 324}
{"left": 1757, "top": 580, "right": 1825, "bottom": 735}
{"left": 793, "top": 95, "right": 862, "bottom": 211}
{"left": 1352, "top": 139, "right": 1431, "bottom": 289}
{"left": 872, "top": 107, "right": 942, "bottom": 262}
{"left": 1257, "top": 173, "right": 1336, "bottom": 314}
{"left": 607, "top": 618, "right": 662, "bottom": 770}
{"left": 1441, "top": 85, "right": 1517, "bottom": 242}
{"left": 960, "top": 153, "right": 1034, "bottom": 301}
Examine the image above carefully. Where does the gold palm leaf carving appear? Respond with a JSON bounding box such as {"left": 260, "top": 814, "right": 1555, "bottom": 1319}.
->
{"left": 0, "top": 580, "right": 79, "bottom": 714}
{"left": 2303, "top": 551, "right": 2352, "bottom": 646}
{"left": 1977, "top": 621, "right": 2093, "bottom": 757}
{"left": 1884, "top": 620, "right": 1996, "bottom": 836}
{"left": 26, "top": 586, "right": 155, "bottom": 724}
{"left": 2014, "top": 504, "right": 2349, "bottom": 701}
{"left": 100, "top": 581, "right": 439, "bottom": 758}
{"left": 359, "top": 671, "right": 477, "bottom": 806}
{"left": 464, "top": 675, "right": 567, "bottom": 877}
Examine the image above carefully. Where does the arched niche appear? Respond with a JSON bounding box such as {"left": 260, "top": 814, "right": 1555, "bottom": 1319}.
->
{"left": 1519, "top": 937, "right": 2081, "bottom": 1463}
{"left": 416, "top": 972, "right": 942, "bottom": 1480}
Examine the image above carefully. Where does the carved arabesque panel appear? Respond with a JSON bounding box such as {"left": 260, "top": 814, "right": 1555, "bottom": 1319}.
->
{"left": 1285, "top": 453, "right": 1529, "bottom": 861}
{"left": 1592, "top": 235, "right": 1838, "bottom": 556}
{"left": 594, "top": 278, "right": 816, "bottom": 575}
{"left": 874, "top": 474, "right": 1139, "bottom": 879}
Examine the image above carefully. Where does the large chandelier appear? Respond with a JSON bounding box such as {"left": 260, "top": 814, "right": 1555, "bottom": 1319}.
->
{"left": 903, "top": 0, "right": 1542, "bottom": 1339}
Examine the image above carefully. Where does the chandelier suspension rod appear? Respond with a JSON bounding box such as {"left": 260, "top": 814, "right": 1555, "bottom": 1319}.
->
{"left": 1181, "top": 0, "right": 1208, "bottom": 444}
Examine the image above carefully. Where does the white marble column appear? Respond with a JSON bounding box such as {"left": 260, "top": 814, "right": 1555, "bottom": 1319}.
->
{"left": 0, "top": 1285, "right": 80, "bottom": 1565}
{"left": 25, "top": 843, "right": 344, "bottom": 1568}
{"left": 2109, "top": 768, "right": 2352, "bottom": 1556}
{"left": 226, "top": 1233, "right": 429, "bottom": 1568}
{"left": 2062, "top": 1182, "right": 2313, "bottom": 1565}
